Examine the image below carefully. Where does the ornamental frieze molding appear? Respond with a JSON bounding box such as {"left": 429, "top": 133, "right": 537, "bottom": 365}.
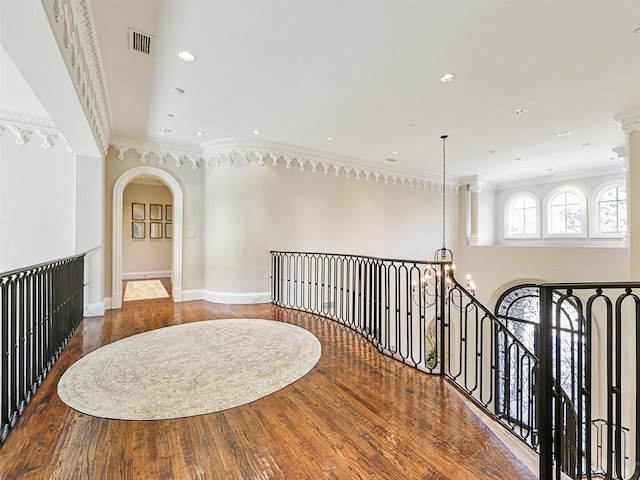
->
{"left": 50, "top": 0, "right": 111, "bottom": 154}
{"left": 202, "top": 138, "right": 459, "bottom": 192}
{"left": 0, "top": 111, "right": 68, "bottom": 150}
{"left": 109, "top": 133, "right": 203, "bottom": 170}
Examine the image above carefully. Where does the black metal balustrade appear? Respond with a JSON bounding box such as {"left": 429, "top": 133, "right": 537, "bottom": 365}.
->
{"left": 271, "top": 251, "right": 639, "bottom": 480}
{"left": 538, "top": 282, "right": 640, "bottom": 480}
{"left": 1, "top": 254, "right": 85, "bottom": 445}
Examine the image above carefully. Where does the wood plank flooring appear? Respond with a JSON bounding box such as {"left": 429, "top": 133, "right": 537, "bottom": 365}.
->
{"left": 0, "top": 281, "right": 537, "bottom": 479}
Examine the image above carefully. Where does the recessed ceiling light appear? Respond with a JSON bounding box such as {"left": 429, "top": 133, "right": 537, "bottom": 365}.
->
{"left": 326, "top": 136, "right": 335, "bottom": 141}
{"left": 489, "top": 150, "right": 497, "bottom": 154}
{"left": 440, "top": 73, "right": 456, "bottom": 83}
{"left": 167, "top": 113, "right": 174, "bottom": 118}
{"left": 634, "top": 26, "right": 640, "bottom": 33}
{"left": 178, "top": 51, "right": 196, "bottom": 62}
{"left": 514, "top": 157, "right": 523, "bottom": 162}
{"left": 582, "top": 142, "right": 592, "bottom": 147}
{"left": 172, "top": 87, "right": 185, "bottom": 95}
{"left": 548, "top": 168, "right": 555, "bottom": 172}
{"left": 160, "top": 128, "right": 172, "bottom": 133}
{"left": 253, "top": 130, "right": 261, "bottom": 135}
{"left": 385, "top": 158, "right": 398, "bottom": 163}
{"left": 513, "top": 108, "right": 526, "bottom": 115}
{"left": 196, "top": 131, "right": 204, "bottom": 136}
{"left": 391, "top": 151, "right": 399, "bottom": 156}
{"left": 408, "top": 123, "right": 415, "bottom": 127}
{"left": 557, "top": 131, "right": 572, "bottom": 137}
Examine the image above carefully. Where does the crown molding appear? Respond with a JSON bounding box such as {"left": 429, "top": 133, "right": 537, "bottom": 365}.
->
{"left": 109, "top": 133, "right": 203, "bottom": 169}
{"left": 50, "top": 0, "right": 112, "bottom": 154}
{"left": 494, "top": 164, "right": 626, "bottom": 190}
{"left": 202, "top": 138, "right": 459, "bottom": 192}
{"left": 0, "top": 110, "right": 69, "bottom": 150}
{"left": 614, "top": 112, "right": 640, "bottom": 135}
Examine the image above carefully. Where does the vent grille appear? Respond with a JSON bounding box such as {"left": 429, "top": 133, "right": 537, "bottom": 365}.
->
{"left": 128, "top": 28, "right": 154, "bottom": 55}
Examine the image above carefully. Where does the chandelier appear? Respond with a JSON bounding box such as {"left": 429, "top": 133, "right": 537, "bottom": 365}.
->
{"left": 411, "top": 135, "right": 476, "bottom": 309}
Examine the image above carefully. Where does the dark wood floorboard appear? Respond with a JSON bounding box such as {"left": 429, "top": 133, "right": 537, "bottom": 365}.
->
{"left": 0, "top": 286, "right": 537, "bottom": 479}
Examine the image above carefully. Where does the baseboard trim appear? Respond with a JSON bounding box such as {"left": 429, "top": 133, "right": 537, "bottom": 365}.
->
{"left": 182, "top": 289, "right": 204, "bottom": 302}
{"left": 84, "top": 302, "right": 105, "bottom": 317}
{"left": 203, "top": 290, "right": 271, "bottom": 305}
{"left": 122, "top": 271, "right": 171, "bottom": 280}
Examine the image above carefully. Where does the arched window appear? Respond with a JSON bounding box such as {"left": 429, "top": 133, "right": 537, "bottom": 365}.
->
{"left": 544, "top": 187, "right": 587, "bottom": 237}
{"left": 504, "top": 192, "right": 540, "bottom": 238}
{"left": 592, "top": 181, "right": 627, "bottom": 236}
{"left": 495, "top": 284, "right": 583, "bottom": 436}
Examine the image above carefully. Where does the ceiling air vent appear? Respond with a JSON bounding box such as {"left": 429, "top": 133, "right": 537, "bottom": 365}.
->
{"left": 128, "top": 28, "right": 154, "bottom": 55}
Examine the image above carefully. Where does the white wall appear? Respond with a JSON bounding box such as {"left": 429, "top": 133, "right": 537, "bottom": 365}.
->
{"left": 0, "top": 135, "right": 75, "bottom": 272}
{"left": 204, "top": 160, "right": 459, "bottom": 296}
{"left": 104, "top": 148, "right": 204, "bottom": 298}
{"left": 122, "top": 182, "right": 173, "bottom": 278}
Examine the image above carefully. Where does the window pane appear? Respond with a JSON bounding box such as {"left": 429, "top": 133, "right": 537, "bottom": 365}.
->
{"left": 597, "top": 186, "right": 627, "bottom": 234}
{"left": 508, "top": 194, "right": 538, "bottom": 235}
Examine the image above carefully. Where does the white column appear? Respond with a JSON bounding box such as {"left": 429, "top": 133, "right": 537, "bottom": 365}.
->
{"left": 616, "top": 113, "right": 640, "bottom": 279}
{"left": 464, "top": 176, "right": 484, "bottom": 246}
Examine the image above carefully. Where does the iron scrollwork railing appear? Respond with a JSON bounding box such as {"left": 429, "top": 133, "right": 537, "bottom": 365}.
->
{"left": 1, "top": 254, "right": 85, "bottom": 445}
{"left": 539, "top": 282, "right": 640, "bottom": 480}
{"left": 271, "top": 251, "right": 541, "bottom": 450}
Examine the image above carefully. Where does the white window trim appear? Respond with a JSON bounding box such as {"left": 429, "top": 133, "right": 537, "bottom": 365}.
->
{"left": 543, "top": 186, "right": 588, "bottom": 239}
{"left": 504, "top": 191, "right": 541, "bottom": 239}
{"left": 590, "top": 179, "right": 627, "bottom": 238}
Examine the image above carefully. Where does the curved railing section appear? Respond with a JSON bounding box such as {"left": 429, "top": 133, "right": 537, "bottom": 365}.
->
{"left": 0, "top": 254, "right": 85, "bottom": 445}
{"left": 271, "top": 251, "right": 541, "bottom": 450}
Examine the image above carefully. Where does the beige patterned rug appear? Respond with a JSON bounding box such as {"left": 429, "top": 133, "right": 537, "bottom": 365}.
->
{"left": 57, "top": 319, "right": 321, "bottom": 420}
{"left": 123, "top": 279, "right": 169, "bottom": 301}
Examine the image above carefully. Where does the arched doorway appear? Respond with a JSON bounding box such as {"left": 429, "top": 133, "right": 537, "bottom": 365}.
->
{"left": 112, "top": 167, "right": 183, "bottom": 309}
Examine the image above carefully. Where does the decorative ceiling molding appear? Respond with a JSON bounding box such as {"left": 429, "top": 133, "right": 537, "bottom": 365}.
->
{"left": 50, "top": 0, "right": 112, "bottom": 154}
{"left": 614, "top": 112, "right": 640, "bottom": 136}
{"left": 109, "top": 133, "right": 203, "bottom": 169}
{"left": 0, "top": 110, "right": 68, "bottom": 150}
{"left": 202, "top": 138, "right": 459, "bottom": 192}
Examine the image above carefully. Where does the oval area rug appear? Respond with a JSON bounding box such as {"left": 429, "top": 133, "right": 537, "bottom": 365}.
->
{"left": 57, "top": 319, "right": 321, "bottom": 420}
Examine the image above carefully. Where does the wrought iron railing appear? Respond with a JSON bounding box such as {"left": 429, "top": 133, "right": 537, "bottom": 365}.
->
{"left": 271, "top": 252, "right": 639, "bottom": 480}
{"left": 1, "top": 254, "right": 85, "bottom": 445}
{"left": 270, "top": 251, "right": 541, "bottom": 448}
{"left": 538, "top": 282, "right": 640, "bottom": 480}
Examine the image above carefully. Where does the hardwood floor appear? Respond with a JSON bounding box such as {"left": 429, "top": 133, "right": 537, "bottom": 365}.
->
{"left": 0, "top": 286, "right": 537, "bottom": 479}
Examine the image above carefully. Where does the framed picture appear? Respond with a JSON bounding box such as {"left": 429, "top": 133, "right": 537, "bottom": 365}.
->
{"left": 150, "top": 222, "right": 163, "bottom": 239}
{"left": 132, "top": 203, "right": 145, "bottom": 220}
{"left": 165, "top": 222, "right": 173, "bottom": 239}
{"left": 150, "top": 204, "right": 163, "bottom": 221}
{"left": 132, "top": 222, "right": 145, "bottom": 239}
{"left": 166, "top": 205, "right": 173, "bottom": 222}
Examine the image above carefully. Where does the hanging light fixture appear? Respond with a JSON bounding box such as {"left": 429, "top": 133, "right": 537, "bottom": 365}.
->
{"left": 411, "top": 135, "right": 476, "bottom": 306}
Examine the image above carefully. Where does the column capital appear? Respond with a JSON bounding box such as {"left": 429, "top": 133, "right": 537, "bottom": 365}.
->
{"left": 461, "top": 175, "right": 486, "bottom": 193}
{"left": 615, "top": 112, "right": 640, "bottom": 136}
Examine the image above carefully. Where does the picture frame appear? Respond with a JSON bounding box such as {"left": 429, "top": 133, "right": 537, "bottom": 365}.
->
{"left": 166, "top": 205, "right": 173, "bottom": 222}
{"left": 132, "top": 222, "right": 145, "bottom": 239}
{"left": 150, "top": 204, "right": 163, "bottom": 221}
{"left": 165, "top": 222, "right": 173, "bottom": 239}
{"left": 150, "top": 222, "right": 163, "bottom": 239}
{"left": 132, "top": 203, "right": 145, "bottom": 220}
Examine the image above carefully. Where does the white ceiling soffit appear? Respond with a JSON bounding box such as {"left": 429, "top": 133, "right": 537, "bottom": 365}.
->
{"left": 0, "top": 0, "right": 105, "bottom": 157}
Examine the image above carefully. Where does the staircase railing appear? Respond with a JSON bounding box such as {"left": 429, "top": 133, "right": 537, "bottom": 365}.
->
{"left": 271, "top": 251, "right": 639, "bottom": 480}
{"left": 0, "top": 254, "right": 85, "bottom": 445}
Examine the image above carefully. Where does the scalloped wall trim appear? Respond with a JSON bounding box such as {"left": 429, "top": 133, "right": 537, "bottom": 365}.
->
{"left": 108, "top": 134, "right": 458, "bottom": 191}
{"left": 51, "top": 0, "right": 111, "bottom": 154}
{"left": 0, "top": 111, "right": 70, "bottom": 150}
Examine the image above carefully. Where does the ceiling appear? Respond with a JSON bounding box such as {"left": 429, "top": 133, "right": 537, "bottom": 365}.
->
{"left": 7, "top": 1, "right": 640, "bottom": 186}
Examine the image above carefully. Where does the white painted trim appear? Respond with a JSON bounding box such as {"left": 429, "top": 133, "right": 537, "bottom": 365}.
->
{"left": 112, "top": 167, "right": 183, "bottom": 309}
{"left": 203, "top": 290, "right": 271, "bottom": 305}
{"left": 83, "top": 302, "right": 105, "bottom": 317}
{"left": 103, "top": 297, "right": 112, "bottom": 310}
{"left": 182, "top": 289, "right": 205, "bottom": 302}
{"left": 122, "top": 271, "right": 172, "bottom": 280}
